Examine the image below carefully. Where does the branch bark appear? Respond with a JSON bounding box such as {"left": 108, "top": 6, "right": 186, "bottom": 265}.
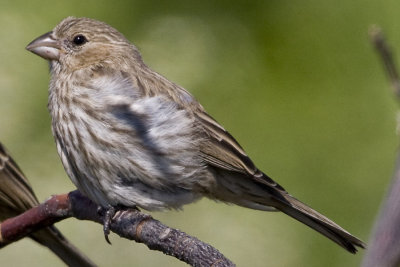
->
{"left": 362, "top": 26, "right": 400, "bottom": 267}
{"left": 0, "top": 190, "right": 235, "bottom": 267}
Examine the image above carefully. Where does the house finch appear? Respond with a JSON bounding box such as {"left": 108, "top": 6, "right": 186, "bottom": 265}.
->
{"left": 26, "top": 17, "right": 365, "bottom": 253}
{"left": 0, "top": 143, "right": 96, "bottom": 266}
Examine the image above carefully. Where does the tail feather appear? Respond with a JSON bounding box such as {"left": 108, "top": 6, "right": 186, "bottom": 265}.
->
{"left": 273, "top": 193, "right": 365, "bottom": 253}
{"left": 32, "top": 226, "right": 97, "bottom": 267}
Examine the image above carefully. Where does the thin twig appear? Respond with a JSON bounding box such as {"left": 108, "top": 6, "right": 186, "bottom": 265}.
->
{"left": 0, "top": 190, "right": 235, "bottom": 267}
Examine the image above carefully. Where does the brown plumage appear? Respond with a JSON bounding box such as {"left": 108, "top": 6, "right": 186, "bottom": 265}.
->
{"left": 0, "top": 143, "right": 96, "bottom": 266}
{"left": 26, "top": 17, "right": 365, "bottom": 253}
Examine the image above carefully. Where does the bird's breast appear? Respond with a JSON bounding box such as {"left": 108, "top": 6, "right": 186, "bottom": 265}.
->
{"left": 49, "top": 80, "right": 209, "bottom": 208}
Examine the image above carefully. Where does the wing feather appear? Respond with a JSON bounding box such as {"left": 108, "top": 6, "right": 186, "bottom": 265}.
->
{"left": 196, "top": 112, "right": 285, "bottom": 191}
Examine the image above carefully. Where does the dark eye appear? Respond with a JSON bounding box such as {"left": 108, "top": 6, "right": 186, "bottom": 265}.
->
{"left": 73, "top": 35, "right": 87, "bottom": 45}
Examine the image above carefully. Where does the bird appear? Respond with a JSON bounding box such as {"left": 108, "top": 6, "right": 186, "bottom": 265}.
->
{"left": 26, "top": 16, "right": 365, "bottom": 253}
{"left": 0, "top": 142, "right": 97, "bottom": 266}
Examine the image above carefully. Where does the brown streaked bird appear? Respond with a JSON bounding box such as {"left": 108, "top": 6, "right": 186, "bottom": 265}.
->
{"left": 0, "top": 143, "right": 96, "bottom": 266}
{"left": 26, "top": 17, "right": 365, "bottom": 253}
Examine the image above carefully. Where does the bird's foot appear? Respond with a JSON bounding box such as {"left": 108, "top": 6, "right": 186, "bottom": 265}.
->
{"left": 97, "top": 205, "right": 116, "bottom": 245}
{"left": 97, "top": 205, "right": 139, "bottom": 244}
{"left": 104, "top": 206, "right": 116, "bottom": 244}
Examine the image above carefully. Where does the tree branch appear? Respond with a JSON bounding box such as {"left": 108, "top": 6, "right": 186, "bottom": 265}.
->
{"left": 0, "top": 190, "right": 235, "bottom": 267}
{"left": 362, "top": 26, "right": 400, "bottom": 267}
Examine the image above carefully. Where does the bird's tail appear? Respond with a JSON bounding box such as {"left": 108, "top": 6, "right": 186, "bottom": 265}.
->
{"left": 272, "top": 192, "right": 365, "bottom": 253}
{"left": 32, "top": 226, "right": 97, "bottom": 267}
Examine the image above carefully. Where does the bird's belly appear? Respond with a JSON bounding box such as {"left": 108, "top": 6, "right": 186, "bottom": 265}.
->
{"left": 54, "top": 128, "right": 203, "bottom": 210}
{"left": 51, "top": 96, "right": 209, "bottom": 210}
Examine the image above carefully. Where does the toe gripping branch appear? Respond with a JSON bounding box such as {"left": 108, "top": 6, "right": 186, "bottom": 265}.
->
{"left": 102, "top": 206, "right": 116, "bottom": 245}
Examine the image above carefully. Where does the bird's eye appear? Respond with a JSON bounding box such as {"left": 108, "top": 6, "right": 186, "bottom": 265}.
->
{"left": 73, "top": 35, "right": 87, "bottom": 45}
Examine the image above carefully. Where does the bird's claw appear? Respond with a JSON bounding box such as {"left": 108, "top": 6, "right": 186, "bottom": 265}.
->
{"left": 98, "top": 205, "right": 138, "bottom": 244}
{"left": 103, "top": 206, "right": 116, "bottom": 245}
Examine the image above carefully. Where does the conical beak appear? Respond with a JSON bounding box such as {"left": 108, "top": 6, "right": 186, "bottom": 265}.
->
{"left": 26, "top": 31, "right": 61, "bottom": 61}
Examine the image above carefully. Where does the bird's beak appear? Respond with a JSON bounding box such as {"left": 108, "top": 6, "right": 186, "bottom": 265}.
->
{"left": 26, "top": 31, "right": 61, "bottom": 61}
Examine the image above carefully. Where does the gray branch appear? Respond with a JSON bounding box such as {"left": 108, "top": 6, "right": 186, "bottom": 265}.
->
{"left": 362, "top": 26, "right": 400, "bottom": 267}
{"left": 0, "top": 190, "right": 235, "bottom": 267}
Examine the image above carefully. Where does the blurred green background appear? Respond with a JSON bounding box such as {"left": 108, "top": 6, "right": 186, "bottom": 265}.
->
{"left": 0, "top": 0, "right": 398, "bottom": 266}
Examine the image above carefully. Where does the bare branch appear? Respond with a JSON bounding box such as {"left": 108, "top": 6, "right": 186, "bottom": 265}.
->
{"left": 362, "top": 26, "right": 400, "bottom": 267}
{"left": 0, "top": 190, "right": 235, "bottom": 267}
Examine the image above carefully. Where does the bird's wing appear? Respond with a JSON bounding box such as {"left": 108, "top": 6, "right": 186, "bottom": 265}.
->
{"left": 196, "top": 112, "right": 285, "bottom": 191}
{"left": 196, "top": 113, "right": 366, "bottom": 253}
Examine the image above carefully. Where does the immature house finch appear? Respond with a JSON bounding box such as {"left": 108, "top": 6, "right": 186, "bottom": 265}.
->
{"left": 0, "top": 143, "right": 96, "bottom": 266}
{"left": 26, "top": 17, "right": 364, "bottom": 253}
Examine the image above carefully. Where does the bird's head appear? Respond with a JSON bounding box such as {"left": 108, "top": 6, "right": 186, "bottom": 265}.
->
{"left": 26, "top": 17, "right": 138, "bottom": 71}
